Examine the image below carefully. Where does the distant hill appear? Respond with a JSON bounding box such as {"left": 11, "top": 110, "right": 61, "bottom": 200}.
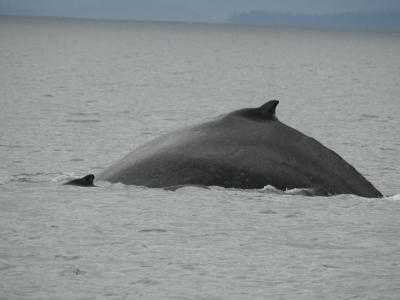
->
{"left": 0, "top": 0, "right": 203, "bottom": 22}
{"left": 2, "top": 0, "right": 400, "bottom": 31}
{"left": 228, "top": 10, "right": 400, "bottom": 31}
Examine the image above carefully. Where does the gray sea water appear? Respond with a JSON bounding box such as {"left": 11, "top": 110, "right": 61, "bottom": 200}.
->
{"left": 0, "top": 17, "right": 400, "bottom": 299}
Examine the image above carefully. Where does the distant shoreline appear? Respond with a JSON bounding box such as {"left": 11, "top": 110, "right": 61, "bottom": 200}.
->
{"left": 1, "top": 12, "right": 400, "bottom": 33}
{"left": 1, "top": 0, "right": 400, "bottom": 32}
{"left": 228, "top": 10, "right": 400, "bottom": 32}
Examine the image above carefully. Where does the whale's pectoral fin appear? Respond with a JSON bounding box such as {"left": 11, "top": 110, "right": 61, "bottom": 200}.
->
{"left": 64, "top": 174, "right": 95, "bottom": 187}
{"left": 259, "top": 100, "right": 279, "bottom": 119}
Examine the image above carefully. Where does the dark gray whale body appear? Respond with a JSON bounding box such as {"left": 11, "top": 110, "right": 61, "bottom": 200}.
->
{"left": 66, "top": 100, "right": 382, "bottom": 198}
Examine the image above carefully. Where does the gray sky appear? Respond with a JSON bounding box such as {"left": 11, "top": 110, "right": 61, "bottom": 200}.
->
{"left": 1, "top": 0, "right": 400, "bottom": 22}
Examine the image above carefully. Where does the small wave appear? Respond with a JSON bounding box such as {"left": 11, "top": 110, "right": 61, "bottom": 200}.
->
{"left": 379, "top": 146, "right": 397, "bottom": 153}
{"left": 65, "top": 119, "right": 101, "bottom": 123}
{"left": 0, "top": 144, "right": 23, "bottom": 149}
{"left": 284, "top": 188, "right": 315, "bottom": 196}
{"left": 0, "top": 264, "right": 16, "bottom": 271}
{"left": 259, "top": 209, "right": 278, "bottom": 214}
{"left": 8, "top": 172, "right": 55, "bottom": 184}
{"left": 52, "top": 173, "right": 75, "bottom": 183}
{"left": 132, "top": 278, "right": 160, "bottom": 286}
{"left": 139, "top": 229, "right": 167, "bottom": 233}
{"left": 13, "top": 177, "right": 36, "bottom": 183}
{"left": 71, "top": 158, "right": 84, "bottom": 162}
{"left": 260, "top": 185, "right": 314, "bottom": 196}
{"left": 59, "top": 268, "right": 86, "bottom": 277}
{"left": 68, "top": 112, "right": 100, "bottom": 117}
{"left": 385, "top": 194, "right": 400, "bottom": 201}
{"left": 0, "top": 176, "right": 11, "bottom": 185}
{"left": 259, "top": 185, "right": 282, "bottom": 194}
{"left": 55, "top": 255, "right": 81, "bottom": 261}
{"left": 360, "top": 114, "right": 379, "bottom": 119}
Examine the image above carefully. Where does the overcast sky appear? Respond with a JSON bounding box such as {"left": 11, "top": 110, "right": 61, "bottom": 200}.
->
{"left": 1, "top": 0, "right": 400, "bottom": 22}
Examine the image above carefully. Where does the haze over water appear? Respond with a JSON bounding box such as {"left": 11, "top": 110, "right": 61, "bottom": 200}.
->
{"left": 0, "top": 17, "right": 399, "bottom": 299}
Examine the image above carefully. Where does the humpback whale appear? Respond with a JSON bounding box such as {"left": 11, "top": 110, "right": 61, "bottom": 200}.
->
{"left": 66, "top": 100, "right": 382, "bottom": 198}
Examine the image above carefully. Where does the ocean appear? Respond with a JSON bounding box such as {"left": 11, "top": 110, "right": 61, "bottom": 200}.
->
{"left": 0, "top": 17, "right": 399, "bottom": 299}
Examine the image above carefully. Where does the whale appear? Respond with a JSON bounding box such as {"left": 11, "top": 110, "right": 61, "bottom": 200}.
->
{"left": 65, "top": 100, "right": 382, "bottom": 198}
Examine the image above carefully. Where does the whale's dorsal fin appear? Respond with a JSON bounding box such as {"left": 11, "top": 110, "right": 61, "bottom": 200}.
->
{"left": 231, "top": 99, "right": 279, "bottom": 121}
{"left": 258, "top": 100, "right": 279, "bottom": 118}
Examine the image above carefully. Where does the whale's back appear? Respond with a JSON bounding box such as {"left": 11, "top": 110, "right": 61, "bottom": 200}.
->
{"left": 97, "top": 101, "right": 382, "bottom": 198}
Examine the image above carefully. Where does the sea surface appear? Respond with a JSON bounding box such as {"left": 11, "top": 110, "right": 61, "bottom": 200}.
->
{"left": 0, "top": 17, "right": 399, "bottom": 299}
